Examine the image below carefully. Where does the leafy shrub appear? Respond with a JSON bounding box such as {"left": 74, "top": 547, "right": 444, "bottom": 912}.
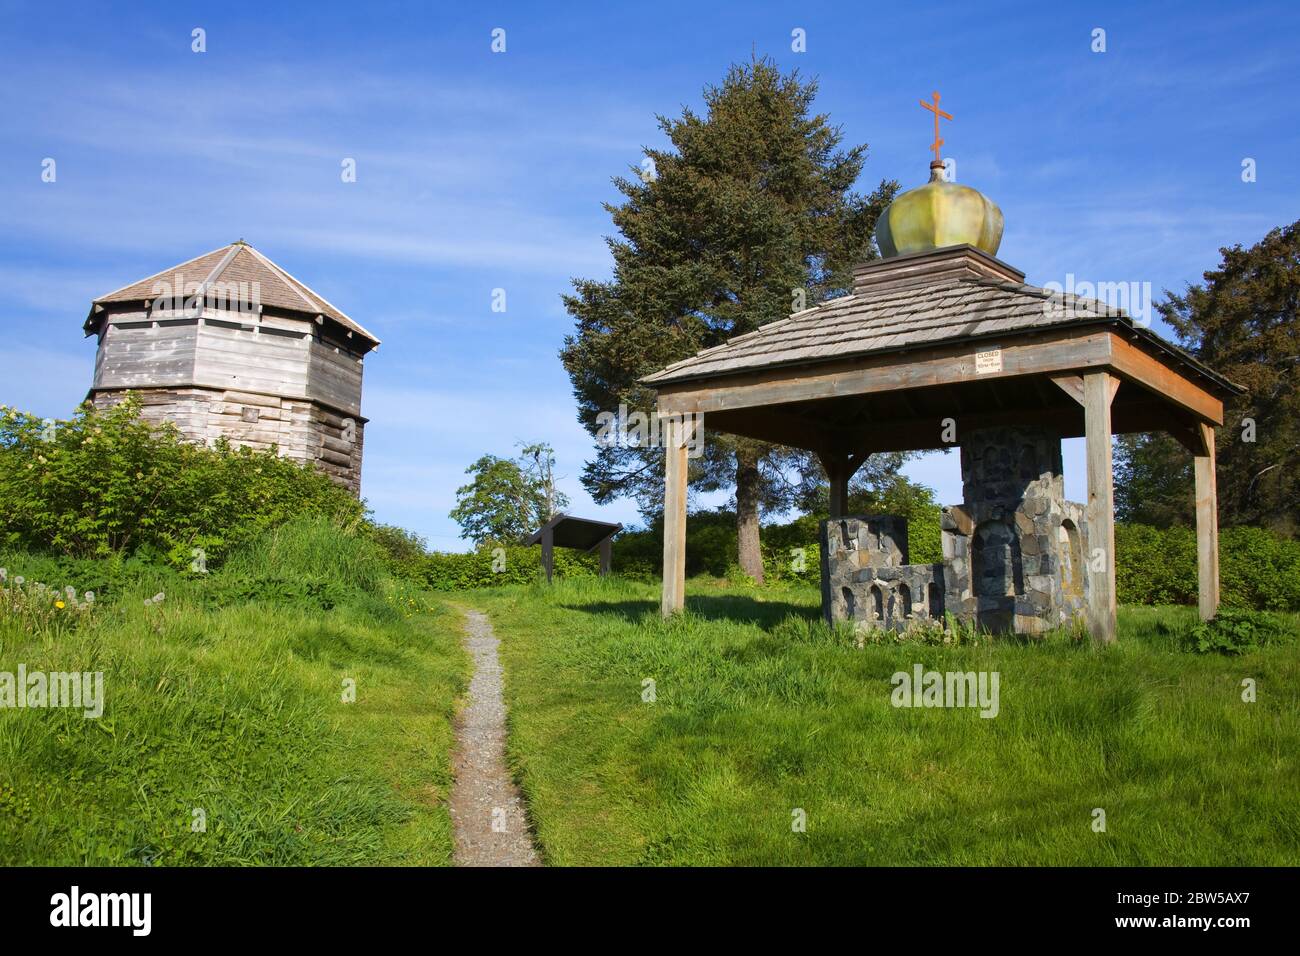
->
{"left": 1115, "top": 523, "right": 1199, "bottom": 605}
{"left": 1116, "top": 523, "right": 1300, "bottom": 611}
{"left": 418, "top": 544, "right": 597, "bottom": 591}
{"left": 1182, "top": 609, "right": 1296, "bottom": 655}
{"left": 203, "top": 575, "right": 352, "bottom": 613}
{"left": 1217, "top": 526, "right": 1300, "bottom": 610}
{"left": 0, "top": 397, "right": 364, "bottom": 568}
{"left": 760, "top": 515, "right": 820, "bottom": 584}
{"left": 611, "top": 509, "right": 737, "bottom": 579}
{"left": 614, "top": 503, "right": 941, "bottom": 585}
{"left": 364, "top": 523, "right": 429, "bottom": 581}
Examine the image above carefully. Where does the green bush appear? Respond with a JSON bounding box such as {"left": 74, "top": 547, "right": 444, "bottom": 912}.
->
{"left": 364, "top": 522, "right": 429, "bottom": 581}
{"left": 1217, "top": 525, "right": 1300, "bottom": 610}
{"left": 613, "top": 503, "right": 942, "bottom": 585}
{"left": 0, "top": 397, "right": 364, "bottom": 568}
{"left": 1116, "top": 523, "right": 1300, "bottom": 611}
{"left": 1182, "top": 609, "right": 1296, "bottom": 655}
{"left": 760, "top": 514, "right": 820, "bottom": 584}
{"left": 611, "top": 509, "right": 738, "bottom": 579}
{"left": 418, "top": 544, "right": 598, "bottom": 591}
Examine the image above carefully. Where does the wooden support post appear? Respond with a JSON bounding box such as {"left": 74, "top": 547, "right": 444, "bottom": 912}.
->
{"left": 821, "top": 452, "right": 859, "bottom": 519}
{"left": 660, "top": 415, "right": 693, "bottom": 616}
{"left": 541, "top": 525, "right": 554, "bottom": 584}
{"left": 598, "top": 536, "right": 613, "bottom": 578}
{"left": 1194, "top": 422, "right": 1220, "bottom": 621}
{"left": 828, "top": 464, "right": 850, "bottom": 518}
{"left": 1083, "top": 371, "right": 1117, "bottom": 644}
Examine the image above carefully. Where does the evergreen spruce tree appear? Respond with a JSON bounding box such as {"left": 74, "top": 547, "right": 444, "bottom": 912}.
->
{"left": 560, "top": 58, "right": 897, "bottom": 581}
{"left": 1115, "top": 219, "right": 1300, "bottom": 533}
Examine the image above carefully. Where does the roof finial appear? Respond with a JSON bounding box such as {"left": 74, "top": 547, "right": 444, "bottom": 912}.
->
{"left": 919, "top": 91, "right": 952, "bottom": 170}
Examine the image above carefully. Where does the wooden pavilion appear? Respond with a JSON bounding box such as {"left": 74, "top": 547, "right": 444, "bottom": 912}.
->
{"left": 525, "top": 513, "right": 622, "bottom": 582}
{"left": 642, "top": 243, "right": 1242, "bottom": 642}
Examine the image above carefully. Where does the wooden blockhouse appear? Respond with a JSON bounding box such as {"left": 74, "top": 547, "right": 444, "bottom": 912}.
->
{"left": 83, "top": 241, "right": 379, "bottom": 494}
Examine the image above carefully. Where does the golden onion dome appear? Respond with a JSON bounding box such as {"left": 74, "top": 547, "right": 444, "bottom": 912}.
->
{"left": 874, "top": 160, "right": 1004, "bottom": 258}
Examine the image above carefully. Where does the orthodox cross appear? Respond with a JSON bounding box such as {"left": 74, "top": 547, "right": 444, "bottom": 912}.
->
{"left": 920, "top": 91, "right": 953, "bottom": 163}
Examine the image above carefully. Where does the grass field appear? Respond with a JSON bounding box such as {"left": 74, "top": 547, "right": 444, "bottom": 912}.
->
{"left": 0, "top": 520, "right": 468, "bottom": 866}
{"left": 468, "top": 576, "right": 1300, "bottom": 866}
{"left": 4, "top": 527, "right": 1297, "bottom": 868}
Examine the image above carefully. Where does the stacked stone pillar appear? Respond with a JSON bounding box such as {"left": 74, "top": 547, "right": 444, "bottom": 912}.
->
{"left": 820, "top": 426, "right": 1089, "bottom": 635}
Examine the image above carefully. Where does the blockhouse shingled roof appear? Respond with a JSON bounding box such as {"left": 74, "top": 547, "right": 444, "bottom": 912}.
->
{"left": 87, "top": 241, "right": 379, "bottom": 346}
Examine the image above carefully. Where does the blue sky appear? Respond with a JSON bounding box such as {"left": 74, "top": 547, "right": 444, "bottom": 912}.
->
{"left": 1, "top": 0, "right": 1297, "bottom": 550}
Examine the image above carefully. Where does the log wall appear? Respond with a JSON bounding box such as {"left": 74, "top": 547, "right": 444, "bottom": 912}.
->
{"left": 88, "top": 303, "right": 368, "bottom": 494}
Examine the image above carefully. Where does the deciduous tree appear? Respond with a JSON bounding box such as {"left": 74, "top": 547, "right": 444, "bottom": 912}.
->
{"left": 449, "top": 443, "right": 569, "bottom": 546}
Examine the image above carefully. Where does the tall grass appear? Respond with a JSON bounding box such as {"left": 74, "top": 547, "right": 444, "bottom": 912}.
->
{"left": 472, "top": 577, "right": 1300, "bottom": 866}
{"left": 219, "top": 517, "right": 387, "bottom": 594}
{"left": 0, "top": 518, "right": 468, "bottom": 865}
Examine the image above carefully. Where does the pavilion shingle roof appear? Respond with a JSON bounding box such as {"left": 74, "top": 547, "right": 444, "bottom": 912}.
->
{"left": 642, "top": 275, "right": 1223, "bottom": 388}
{"left": 525, "top": 513, "right": 623, "bottom": 550}
{"left": 90, "top": 241, "right": 379, "bottom": 345}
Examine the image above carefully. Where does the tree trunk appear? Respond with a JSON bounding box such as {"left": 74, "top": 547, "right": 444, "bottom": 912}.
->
{"left": 735, "top": 446, "right": 765, "bottom": 585}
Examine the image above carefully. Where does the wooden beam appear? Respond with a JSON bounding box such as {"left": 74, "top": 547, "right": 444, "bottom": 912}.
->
{"left": 835, "top": 404, "right": 1085, "bottom": 457}
{"left": 660, "top": 415, "right": 693, "bottom": 616}
{"left": 829, "top": 473, "right": 849, "bottom": 518}
{"left": 1052, "top": 372, "right": 1118, "bottom": 407}
{"left": 702, "top": 405, "right": 835, "bottom": 453}
{"left": 1194, "top": 422, "right": 1220, "bottom": 621}
{"left": 1050, "top": 373, "right": 1083, "bottom": 406}
{"left": 656, "top": 329, "right": 1225, "bottom": 435}
{"left": 710, "top": 391, "right": 1194, "bottom": 458}
{"left": 598, "top": 536, "right": 613, "bottom": 578}
{"left": 1084, "top": 371, "right": 1117, "bottom": 644}
{"left": 1167, "top": 422, "right": 1205, "bottom": 456}
{"left": 1107, "top": 334, "right": 1224, "bottom": 425}
{"left": 695, "top": 392, "right": 1198, "bottom": 453}
{"left": 656, "top": 328, "right": 1115, "bottom": 415}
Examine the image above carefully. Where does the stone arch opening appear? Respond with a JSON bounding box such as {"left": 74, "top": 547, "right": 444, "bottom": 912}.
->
{"left": 896, "top": 582, "right": 913, "bottom": 620}
{"left": 1059, "top": 518, "right": 1083, "bottom": 599}
{"left": 841, "top": 586, "right": 856, "bottom": 619}
{"left": 927, "top": 581, "right": 944, "bottom": 619}
{"left": 869, "top": 584, "right": 884, "bottom": 622}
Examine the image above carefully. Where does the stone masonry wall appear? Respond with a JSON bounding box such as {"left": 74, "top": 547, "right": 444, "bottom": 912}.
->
{"left": 819, "top": 515, "right": 943, "bottom": 630}
{"left": 820, "top": 426, "right": 1090, "bottom": 636}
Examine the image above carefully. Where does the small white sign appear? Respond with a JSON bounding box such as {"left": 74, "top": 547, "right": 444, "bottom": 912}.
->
{"left": 975, "top": 347, "right": 1002, "bottom": 374}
